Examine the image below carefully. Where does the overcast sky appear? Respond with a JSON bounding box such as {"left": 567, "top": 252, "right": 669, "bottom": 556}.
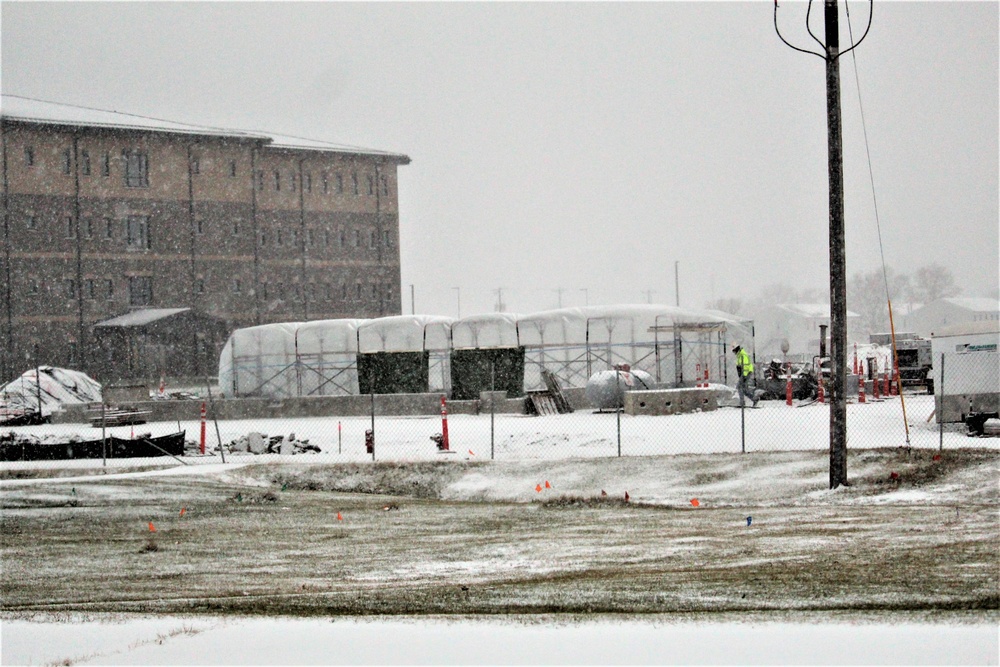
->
{"left": 2, "top": 1, "right": 997, "bottom": 318}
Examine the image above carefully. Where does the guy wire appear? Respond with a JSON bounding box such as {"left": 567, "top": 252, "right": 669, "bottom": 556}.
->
{"left": 845, "top": 1, "right": 911, "bottom": 446}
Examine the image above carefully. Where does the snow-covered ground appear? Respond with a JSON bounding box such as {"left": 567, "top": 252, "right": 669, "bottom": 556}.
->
{"left": 2, "top": 394, "right": 988, "bottom": 472}
{"left": 2, "top": 615, "right": 997, "bottom": 666}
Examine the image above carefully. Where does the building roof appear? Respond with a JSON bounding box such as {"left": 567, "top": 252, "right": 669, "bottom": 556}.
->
{"left": 931, "top": 298, "right": 1000, "bottom": 313}
{"left": 0, "top": 94, "right": 410, "bottom": 163}
{"left": 776, "top": 304, "right": 860, "bottom": 319}
{"left": 93, "top": 308, "right": 192, "bottom": 328}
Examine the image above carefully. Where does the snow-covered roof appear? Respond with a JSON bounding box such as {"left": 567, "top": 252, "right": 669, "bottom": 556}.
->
{"left": 357, "top": 315, "right": 454, "bottom": 353}
{"left": 1, "top": 95, "right": 409, "bottom": 162}
{"left": 93, "top": 308, "right": 191, "bottom": 328}
{"left": 776, "top": 303, "right": 860, "bottom": 319}
{"left": 934, "top": 298, "right": 1000, "bottom": 313}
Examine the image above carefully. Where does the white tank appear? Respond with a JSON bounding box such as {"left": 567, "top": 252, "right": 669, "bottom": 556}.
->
{"left": 585, "top": 369, "right": 655, "bottom": 410}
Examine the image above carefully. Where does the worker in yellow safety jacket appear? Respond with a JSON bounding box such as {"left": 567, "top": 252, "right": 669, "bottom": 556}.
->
{"left": 732, "top": 345, "right": 758, "bottom": 407}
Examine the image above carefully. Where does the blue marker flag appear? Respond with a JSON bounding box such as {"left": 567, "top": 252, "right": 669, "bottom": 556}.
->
{"left": 746, "top": 516, "right": 752, "bottom": 526}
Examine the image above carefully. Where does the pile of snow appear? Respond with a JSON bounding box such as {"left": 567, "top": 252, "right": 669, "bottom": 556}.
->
{"left": 0, "top": 366, "right": 102, "bottom": 418}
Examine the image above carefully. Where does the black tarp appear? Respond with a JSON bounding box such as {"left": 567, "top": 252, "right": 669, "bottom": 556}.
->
{"left": 449, "top": 347, "right": 525, "bottom": 400}
{"left": 357, "top": 351, "right": 429, "bottom": 395}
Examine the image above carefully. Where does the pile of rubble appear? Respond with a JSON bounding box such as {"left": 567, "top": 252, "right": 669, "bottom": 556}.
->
{"left": 224, "top": 432, "right": 321, "bottom": 455}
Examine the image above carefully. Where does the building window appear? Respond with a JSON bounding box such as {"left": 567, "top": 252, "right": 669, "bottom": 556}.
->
{"left": 325, "top": 283, "right": 332, "bottom": 300}
{"left": 85, "top": 279, "right": 95, "bottom": 300}
{"left": 322, "top": 174, "right": 329, "bottom": 194}
{"left": 126, "top": 215, "right": 150, "bottom": 250}
{"left": 305, "top": 173, "right": 312, "bottom": 192}
{"left": 307, "top": 229, "right": 314, "bottom": 246}
{"left": 372, "top": 284, "right": 377, "bottom": 298}
{"left": 383, "top": 230, "right": 393, "bottom": 248}
{"left": 367, "top": 175, "right": 374, "bottom": 195}
{"left": 277, "top": 282, "right": 285, "bottom": 299}
{"left": 106, "top": 279, "right": 114, "bottom": 300}
{"left": 260, "top": 231, "right": 267, "bottom": 246}
{"left": 369, "top": 230, "right": 376, "bottom": 248}
{"left": 196, "top": 218, "right": 204, "bottom": 235}
{"left": 24, "top": 147, "right": 34, "bottom": 166}
{"left": 232, "top": 278, "right": 242, "bottom": 293}
{"left": 336, "top": 173, "right": 344, "bottom": 194}
{"left": 62, "top": 149, "right": 72, "bottom": 174}
{"left": 274, "top": 171, "right": 281, "bottom": 191}
{"left": 101, "top": 152, "right": 110, "bottom": 177}
{"left": 64, "top": 278, "right": 77, "bottom": 299}
{"left": 29, "top": 279, "right": 39, "bottom": 295}
{"left": 260, "top": 283, "right": 269, "bottom": 299}
{"left": 84, "top": 217, "right": 93, "bottom": 239}
{"left": 25, "top": 214, "right": 36, "bottom": 231}
{"left": 233, "top": 221, "right": 240, "bottom": 236}
{"left": 309, "top": 283, "right": 316, "bottom": 300}
{"left": 381, "top": 176, "right": 389, "bottom": 196}
{"left": 65, "top": 216, "right": 76, "bottom": 239}
{"left": 191, "top": 157, "right": 200, "bottom": 175}
{"left": 123, "top": 150, "right": 149, "bottom": 187}
{"left": 352, "top": 172, "right": 359, "bottom": 195}
{"left": 229, "top": 160, "right": 238, "bottom": 177}
{"left": 196, "top": 278, "right": 205, "bottom": 294}
{"left": 342, "top": 282, "right": 347, "bottom": 299}
{"left": 339, "top": 228, "right": 346, "bottom": 247}
{"left": 257, "top": 170, "right": 265, "bottom": 191}
{"left": 104, "top": 217, "right": 114, "bottom": 239}
{"left": 81, "top": 150, "right": 91, "bottom": 176}
{"left": 292, "top": 229, "right": 299, "bottom": 247}
{"left": 290, "top": 173, "right": 297, "bottom": 193}
{"left": 356, "top": 282, "right": 362, "bottom": 299}
{"left": 128, "top": 276, "right": 153, "bottom": 306}
{"left": 353, "top": 229, "right": 360, "bottom": 247}
{"left": 68, "top": 342, "right": 78, "bottom": 366}
{"left": 324, "top": 230, "right": 331, "bottom": 247}
{"left": 276, "top": 229, "right": 283, "bottom": 246}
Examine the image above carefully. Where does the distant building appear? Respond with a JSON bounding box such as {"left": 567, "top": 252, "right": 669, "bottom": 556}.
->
{"left": 0, "top": 95, "right": 410, "bottom": 383}
{"left": 753, "top": 303, "right": 862, "bottom": 361}
{"left": 903, "top": 298, "right": 1000, "bottom": 337}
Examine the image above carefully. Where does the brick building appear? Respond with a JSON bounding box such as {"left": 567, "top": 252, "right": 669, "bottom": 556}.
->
{"left": 1, "top": 95, "right": 409, "bottom": 384}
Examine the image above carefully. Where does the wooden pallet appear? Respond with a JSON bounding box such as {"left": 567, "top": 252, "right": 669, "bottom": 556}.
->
{"left": 527, "top": 393, "right": 560, "bottom": 416}
{"left": 87, "top": 408, "right": 152, "bottom": 428}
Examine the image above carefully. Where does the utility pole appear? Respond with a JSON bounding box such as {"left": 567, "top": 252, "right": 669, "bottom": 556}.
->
{"left": 775, "top": 0, "right": 871, "bottom": 489}
{"left": 410, "top": 284, "right": 415, "bottom": 315}
{"left": 554, "top": 287, "right": 565, "bottom": 308}
{"left": 674, "top": 261, "right": 680, "bottom": 307}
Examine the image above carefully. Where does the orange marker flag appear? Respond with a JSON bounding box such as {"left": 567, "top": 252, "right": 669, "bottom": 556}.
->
{"left": 535, "top": 484, "right": 542, "bottom": 493}
{"left": 690, "top": 498, "right": 700, "bottom": 507}
{"left": 179, "top": 507, "right": 186, "bottom": 517}
{"left": 148, "top": 522, "right": 156, "bottom": 532}
{"left": 624, "top": 491, "right": 630, "bottom": 502}
{"left": 544, "top": 481, "right": 551, "bottom": 489}
{"left": 337, "top": 512, "right": 343, "bottom": 521}
{"left": 468, "top": 449, "right": 475, "bottom": 456}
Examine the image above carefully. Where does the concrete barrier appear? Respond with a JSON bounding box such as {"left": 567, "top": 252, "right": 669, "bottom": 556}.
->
{"left": 53, "top": 392, "right": 531, "bottom": 424}
{"left": 624, "top": 388, "right": 718, "bottom": 416}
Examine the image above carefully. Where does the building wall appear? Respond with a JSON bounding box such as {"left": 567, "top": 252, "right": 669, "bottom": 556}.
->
{"left": 1, "top": 120, "right": 406, "bottom": 382}
{"left": 903, "top": 300, "right": 1000, "bottom": 337}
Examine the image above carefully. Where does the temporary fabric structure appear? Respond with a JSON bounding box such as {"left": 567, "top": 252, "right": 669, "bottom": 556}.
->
{"left": 0, "top": 366, "right": 103, "bottom": 419}
{"left": 217, "top": 306, "right": 753, "bottom": 398}
{"left": 356, "top": 315, "right": 454, "bottom": 394}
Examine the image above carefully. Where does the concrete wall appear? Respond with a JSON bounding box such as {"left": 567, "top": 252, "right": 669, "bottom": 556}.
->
{"left": 624, "top": 388, "right": 718, "bottom": 416}
{"left": 54, "top": 391, "right": 530, "bottom": 424}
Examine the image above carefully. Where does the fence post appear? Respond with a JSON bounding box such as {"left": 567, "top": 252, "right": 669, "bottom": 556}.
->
{"left": 741, "top": 397, "right": 746, "bottom": 454}
{"left": 370, "top": 392, "right": 376, "bottom": 461}
{"left": 616, "top": 368, "right": 622, "bottom": 457}
{"left": 939, "top": 352, "right": 944, "bottom": 451}
{"left": 490, "top": 361, "right": 495, "bottom": 461}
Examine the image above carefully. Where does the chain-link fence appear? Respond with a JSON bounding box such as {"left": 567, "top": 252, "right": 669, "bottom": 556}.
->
{"left": 2, "top": 347, "right": 997, "bottom": 471}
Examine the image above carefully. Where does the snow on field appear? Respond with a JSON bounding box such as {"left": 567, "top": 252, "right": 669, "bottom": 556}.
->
{"left": 2, "top": 615, "right": 997, "bottom": 666}
{"left": 2, "top": 394, "right": 990, "bottom": 475}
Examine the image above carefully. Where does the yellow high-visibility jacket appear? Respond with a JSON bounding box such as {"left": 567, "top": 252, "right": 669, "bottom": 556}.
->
{"left": 736, "top": 348, "right": 754, "bottom": 377}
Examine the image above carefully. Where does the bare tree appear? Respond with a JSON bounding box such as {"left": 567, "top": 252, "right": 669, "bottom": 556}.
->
{"left": 848, "top": 267, "right": 909, "bottom": 335}
{"left": 910, "top": 263, "right": 961, "bottom": 304}
{"left": 704, "top": 297, "right": 744, "bottom": 317}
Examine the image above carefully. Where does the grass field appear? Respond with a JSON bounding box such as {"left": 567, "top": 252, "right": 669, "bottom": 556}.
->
{"left": 2, "top": 447, "right": 997, "bottom": 621}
